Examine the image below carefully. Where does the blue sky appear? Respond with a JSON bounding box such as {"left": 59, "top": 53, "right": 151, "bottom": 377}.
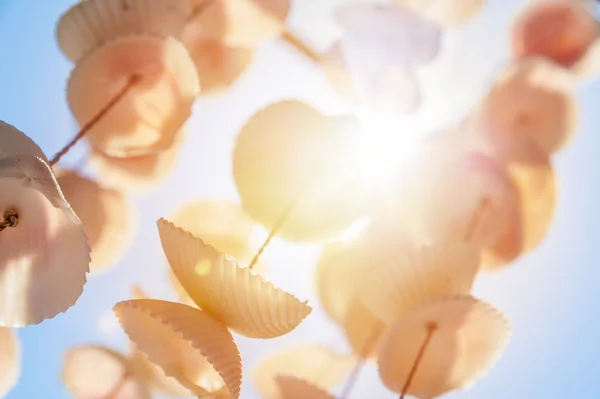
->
{"left": 1, "top": 0, "right": 600, "bottom": 398}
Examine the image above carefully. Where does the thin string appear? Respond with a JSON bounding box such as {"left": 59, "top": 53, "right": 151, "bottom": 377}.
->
{"left": 0, "top": 210, "right": 18, "bottom": 232}
{"left": 462, "top": 196, "right": 491, "bottom": 243}
{"left": 280, "top": 29, "right": 323, "bottom": 63}
{"left": 186, "top": 0, "right": 218, "bottom": 23}
{"left": 339, "top": 321, "right": 385, "bottom": 398}
{"left": 399, "top": 322, "right": 438, "bottom": 399}
{"left": 49, "top": 75, "right": 141, "bottom": 167}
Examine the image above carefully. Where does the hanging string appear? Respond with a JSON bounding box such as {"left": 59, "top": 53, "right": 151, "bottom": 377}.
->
{"left": 399, "top": 322, "right": 438, "bottom": 399}
{"left": 0, "top": 210, "right": 18, "bottom": 232}
{"left": 49, "top": 75, "right": 141, "bottom": 167}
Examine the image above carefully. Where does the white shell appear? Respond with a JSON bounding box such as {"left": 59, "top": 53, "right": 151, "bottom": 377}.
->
{"left": 0, "top": 121, "right": 47, "bottom": 161}
{"left": 56, "top": 0, "right": 189, "bottom": 62}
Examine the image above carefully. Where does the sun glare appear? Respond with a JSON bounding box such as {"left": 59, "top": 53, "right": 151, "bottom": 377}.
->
{"left": 355, "top": 112, "right": 425, "bottom": 188}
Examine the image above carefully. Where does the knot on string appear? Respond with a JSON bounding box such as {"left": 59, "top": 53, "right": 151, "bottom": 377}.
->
{"left": 0, "top": 209, "right": 19, "bottom": 231}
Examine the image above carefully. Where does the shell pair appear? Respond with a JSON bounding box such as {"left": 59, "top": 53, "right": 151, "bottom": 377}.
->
{"left": 112, "top": 218, "right": 312, "bottom": 398}
{"left": 0, "top": 122, "right": 90, "bottom": 327}
{"left": 313, "top": 226, "right": 510, "bottom": 398}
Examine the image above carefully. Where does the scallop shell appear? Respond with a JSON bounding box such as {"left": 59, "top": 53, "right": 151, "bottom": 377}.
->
{"left": 0, "top": 156, "right": 90, "bottom": 327}
{"left": 275, "top": 376, "right": 336, "bottom": 399}
{"left": 377, "top": 295, "right": 511, "bottom": 399}
{"left": 57, "top": 0, "right": 189, "bottom": 62}
{"left": 232, "top": 100, "right": 365, "bottom": 242}
{"left": 157, "top": 218, "right": 312, "bottom": 338}
{"left": 66, "top": 34, "right": 199, "bottom": 157}
{"left": 114, "top": 299, "right": 242, "bottom": 398}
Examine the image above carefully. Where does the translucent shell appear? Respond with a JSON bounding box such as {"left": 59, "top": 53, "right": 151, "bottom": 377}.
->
{"left": 62, "top": 345, "right": 150, "bottom": 399}
{"left": 89, "top": 129, "right": 184, "bottom": 193}
{"left": 511, "top": 0, "right": 599, "bottom": 69}
{"left": 359, "top": 241, "right": 481, "bottom": 324}
{"left": 188, "top": 0, "right": 291, "bottom": 48}
{"left": 56, "top": 0, "right": 189, "bottom": 62}
{"left": 66, "top": 34, "right": 199, "bottom": 157}
{"left": 275, "top": 376, "right": 337, "bottom": 399}
{"left": 232, "top": 100, "right": 366, "bottom": 242}
{"left": 0, "top": 155, "right": 90, "bottom": 327}
{"left": 157, "top": 218, "right": 312, "bottom": 338}
{"left": 251, "top": 344, "right": 355, "bottom": 399}
{"left": 378, "top": 295, "right": 511, "bottom": 399}
{"left": 478, "top": 57, "right": 579, "bottom": 155}
{"left": 342, "top": 299, "right": 385, "bottom": 359}
{"left": 0, "top": 327, "right": 19, "bottom": 398}
{"left": 56, "top": 169, "right": 132, "bottom": 274}
{"left": 114, "top": 299, "right": 242, "bottom": 398}
{"left": 394, "top": 0, "right": 484, "bottom": 28}
{"left": 0, "top": 121, "right": 47, "bottom": 161}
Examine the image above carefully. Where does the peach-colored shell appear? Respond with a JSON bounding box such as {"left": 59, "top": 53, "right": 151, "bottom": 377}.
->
{"left": 478, "top": 57, "right": 579, "bottom": 156}
{"left": 511, "top": 0, "right": 599, "bottom": 69}
{"left": 342, "top": 299, "right": 385, "bottom": 359}
{"left": 56, "top": 0, "right": 189, "bottom": 62}
{"left": 394, "top": 0, "right": 484, "bottom": 28}
{"left": 62, "top": 345, "right": 150, "bottom": 399}
{"left": 187, "top": 0, "right": 290, "bottom": 48}
{"left": 89, "top": 129, "right": 184, "bottom": 193}
{"left": 275, "top": 376, "right": 337, "bottom": 399}
{"left": 251, "top": 344, "right": 355, "bottom": 399}
{"left": 0, "top": 156, "right": 90, "bottom": 327}
{"left": 378, "top": 295, "right": 511, "bottom": 399}
{"left": 56, "top": 169, "right": 132, "bottom": 274}
{"left": 67, "top": 35, "right": 199, "bottom": 157}
{"left": 0, "top": 121, "right": 47, "bottom": 161}
{"left": 157, "top": 218, "right": 311, "bottom": 338}
{"left": 114, "top": 299, "right": 242, "bottom": 398}
{"left": 232, "top": 100, "right": 366, "bottom": 242}
{"left": 0, "top": 327, "right": 19, "bottom": 397}
{"left": 394, "top": 149, "right": 523, "bottom": 268}
{"left": 181, "top": 36, "right": 254, "bottom": 95}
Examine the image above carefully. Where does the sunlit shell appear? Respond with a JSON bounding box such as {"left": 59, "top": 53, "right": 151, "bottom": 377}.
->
{"left": 275, "top": 376, "right": 336, "bottom": 399}
{"left": 232, "top": 100, "right": 365, "bottom": 242}
{"left": 0, "top": 155, "right": 90, "bottom": 327}
{"left": 393, "top": 139, "right": 523, "bottom": 268}
{"left": 334, "top": 2, "right": 442, "bottom": 65}
{"left": 89, "top": 129, "right": 184, "bottom": 193}
{"left": 188, "top": 0, "right": 290, "bottom": 48}
{"left": 342, "top": 299, "right": 385, "bottom": 359}
{"left": 66, "top": 34, "right": 199, "bottom": 158}
{"left": 168, "top": 200, "right": 264, "bottom": 305}
{"left": 62, "top": 345, "right": 150, "bottom": 399}
{"left": 511, "top": 0, "right": 599, "bottom": 70}
{"left": 378, "top": 295, "right": 511, "bottom": 399}
{"left": 183, "top": 37, "right": 254, "bottom": 95}
{"left": 394, "top": 0, "right": 484, "bottom": 28}
{"left": 0, "top": 121, "right": 47, "bottom": 161}
{"left": 360, "top": 241, "right": 480, "bottom": 324}
{"left": 478, "top": 57, "right": 579, "bottom": 155}
{"left": 56, "top": 169, "right": 132, "bottom": 274}
{"left": 0, "top": 327, "right": 19, "bottom": 397}
{"left": 251, "top": 344, "right": 355, "bottom": 399}
{"left": 127, "top": 286, "right": 193, "bottom": 397}
{"left": 114, "top": 299, "right": 242, "bottom": 398}
{"left": 157, "top": 218, "right": 312, "bottom": 338}
{"left": 56, "top": 0, "right": 189, "bottom": 63}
